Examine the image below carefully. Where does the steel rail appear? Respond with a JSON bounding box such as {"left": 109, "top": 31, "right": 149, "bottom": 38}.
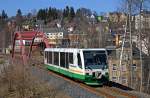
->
{"left": 36, "top": 64, "right": 116, "bottom": 98}
{"left": 36, "top": 63, "right": 138, "bottom": 98}
{"left": 102, "top": 86, "right": 137, "bottom": 98}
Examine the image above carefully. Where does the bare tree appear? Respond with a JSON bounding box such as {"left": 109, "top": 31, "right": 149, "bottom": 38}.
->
{"left": 16, "top": 9, "right": 23, "bottom": 30}
{"left": 119, "top": 0, "right": 150, "bottom": 14}
{"left": 0, "top": 57, "right": 61, "bottom": 98}
{"left": 119, "top": 0, "right": 150, "bottom": 93}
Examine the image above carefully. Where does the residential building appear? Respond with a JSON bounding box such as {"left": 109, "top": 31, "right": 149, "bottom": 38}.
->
{"left": 135, "top": 10, "right": 150, "bottom": 30}
{"left": 108, "top": 47, "right": 147, "bottom": 91}
{"left": 43, "top": 28, "right": 69, "bottom": 47}
{"left": 67, "top": 31, "right": 87, "bottom": 48}
{"left": 106, "top": 12, "right": 127, "bottom": 23}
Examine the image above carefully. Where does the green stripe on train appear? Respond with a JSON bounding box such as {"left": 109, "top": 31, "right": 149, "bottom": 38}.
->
{"left": 45, "top": 64, "right": 85, "bottom": 80}
{"left": 45, "top": 64, "right": 109, "bottom": 85}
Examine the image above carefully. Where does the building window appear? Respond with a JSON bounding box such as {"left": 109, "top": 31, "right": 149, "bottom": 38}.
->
{"left": 132, "top": 64, "right": 137, "bottom": 71}
{"left": 112, "top": 71, "right": 118, "bottom": 77}
{"left": 112, "top": 64, "right": 117, "bottom": 70}
{"left": 112, "top": 77, "right": 118, "bottom": 82}
{"left": 133, "top": 76, "right": 137, "bottom": 82}
{"left": 122, "top": 76, "right": 127, "bottom": 84}
{"left": 122, "top": 64, "right": 127, "bottom": 72}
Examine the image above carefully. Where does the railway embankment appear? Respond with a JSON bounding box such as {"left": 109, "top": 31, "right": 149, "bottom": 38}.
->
{"left": 0, "top": 54, "right": 149, "bottom": 98}
{"left": 0, "top": 55, "right": 10, "bottom": 74}
{"left": 31, "top": 66, "right": 104, "bottom": 98}
{"left": 30, "top": 63, "right": 150, "bottom": 98}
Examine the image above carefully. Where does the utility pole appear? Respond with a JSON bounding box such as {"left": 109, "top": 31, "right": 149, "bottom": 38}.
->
{"left": 119, "top": 24, "right": 127, "bottom": 84}
{"left": 128, "top": 0, "right": 133, "bottom": 88}
{"left": 147, "top": 33, "right": 150, "bottom": 93}
{"left": 139, "top": 0, "right": 144, "bottom": 92}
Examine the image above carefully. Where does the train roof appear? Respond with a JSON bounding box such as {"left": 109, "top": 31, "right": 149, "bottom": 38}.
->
{"left": 44, "top": 48, "right": 106, "bottom": 52}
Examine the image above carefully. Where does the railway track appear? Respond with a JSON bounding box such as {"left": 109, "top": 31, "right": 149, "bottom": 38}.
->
{"left": 97, "top": 86, "right": 137, "bottom": 98}
{"left": 9, "top": 53, "right": 138, "bottom": 98}
{"left": 36, "top": 64, "right": 115, "bottom": 98}
{"left": 35, "top": 63, "right": 138, "bottom": 98}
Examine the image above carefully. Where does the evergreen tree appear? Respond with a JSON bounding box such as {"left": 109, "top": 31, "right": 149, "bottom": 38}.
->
{"left": 1, "top": 10, "right": 8, "bottom": 19}
{"left": 47, "top": 7, "right": 52, "bottom": 20}
{"left": 0, "top": 10, "right": 7, "bottom": 28}
{"left": 16, "top": 9, "right": 23, "bottom": 28}
{"left": 70, "top": 7, "right": 75, "bottom": 19}
{"left": 37, "top": 9, "right": 42, "bottom": 20}
{"left": 63, "top": 6, "right": 70, "bottom": 18}
{"left": 37, "top": 9, "right": 47, "bottom": 21}
{"left": 66, "top": 6, "right": 70, "bottom": 17}
{"left": 36, "top": 7, "right": 61, "bottom": 22}
{"left": 16, "top": 9, "right": 22, "bottom": 17}
{"left": 63, "top": 9, "right": 67, "bottom": 18}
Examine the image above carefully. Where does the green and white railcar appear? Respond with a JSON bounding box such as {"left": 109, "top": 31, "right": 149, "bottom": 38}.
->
{"left": 44, "top": 48, "right": 109, "bottom": 85}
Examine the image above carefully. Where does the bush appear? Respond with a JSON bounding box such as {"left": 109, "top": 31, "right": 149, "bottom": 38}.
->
{"left": 0, "top": 61, "right": 58, "bottom": 98}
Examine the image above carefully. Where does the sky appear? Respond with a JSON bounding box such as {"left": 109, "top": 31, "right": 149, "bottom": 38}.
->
{"left": 0, "top": 0, "right": 120, "bottom": 16}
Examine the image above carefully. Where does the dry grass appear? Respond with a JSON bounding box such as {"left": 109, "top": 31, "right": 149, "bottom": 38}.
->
{"left": 0, "top": 55, "right": 5, "bottom": 64}
{"left": 0, "top": 57, "right": 71, "bottom": 98}
{"left": 0, "top": 59, "right": 5, "bottom": 64}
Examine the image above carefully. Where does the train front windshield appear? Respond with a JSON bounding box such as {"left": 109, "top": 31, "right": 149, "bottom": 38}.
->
{"left": 83, "top": 51, "right": 107, "bottom": 69}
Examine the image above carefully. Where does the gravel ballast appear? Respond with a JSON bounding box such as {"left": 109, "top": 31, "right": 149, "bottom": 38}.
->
{"left": 31, "top": 66, "right": 104, "bottom": 98}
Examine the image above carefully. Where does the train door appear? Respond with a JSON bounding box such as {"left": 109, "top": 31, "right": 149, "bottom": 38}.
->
{"left": 70, "top": 51, "right": 85, "bottom": 80}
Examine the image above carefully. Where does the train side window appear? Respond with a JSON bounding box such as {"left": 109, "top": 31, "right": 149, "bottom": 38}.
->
{"left": 47, "top": 52, "right": 49, "bottom": 63}
{"left": 54, "top": 52, "right": 59, "bottom": 66}
{"left": 60, "top": 52, "right": 65, "bottom": 68}
{"left": 47, "top": 52, "right": 48, "bottom": 59}
{"left": 65, "top": 53, "right": 69, "bottom": 68}
{"left": 77, "top": 53, "right": 82, "bottom": 69}
{"left": 45, "top": 51, "right": 48, "bottom": 63}
{"left": 48, "top": 52, "right": 52, "bottom": 64}
{"left": 69, "top": 53, "right": 73, "bottom": 64}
